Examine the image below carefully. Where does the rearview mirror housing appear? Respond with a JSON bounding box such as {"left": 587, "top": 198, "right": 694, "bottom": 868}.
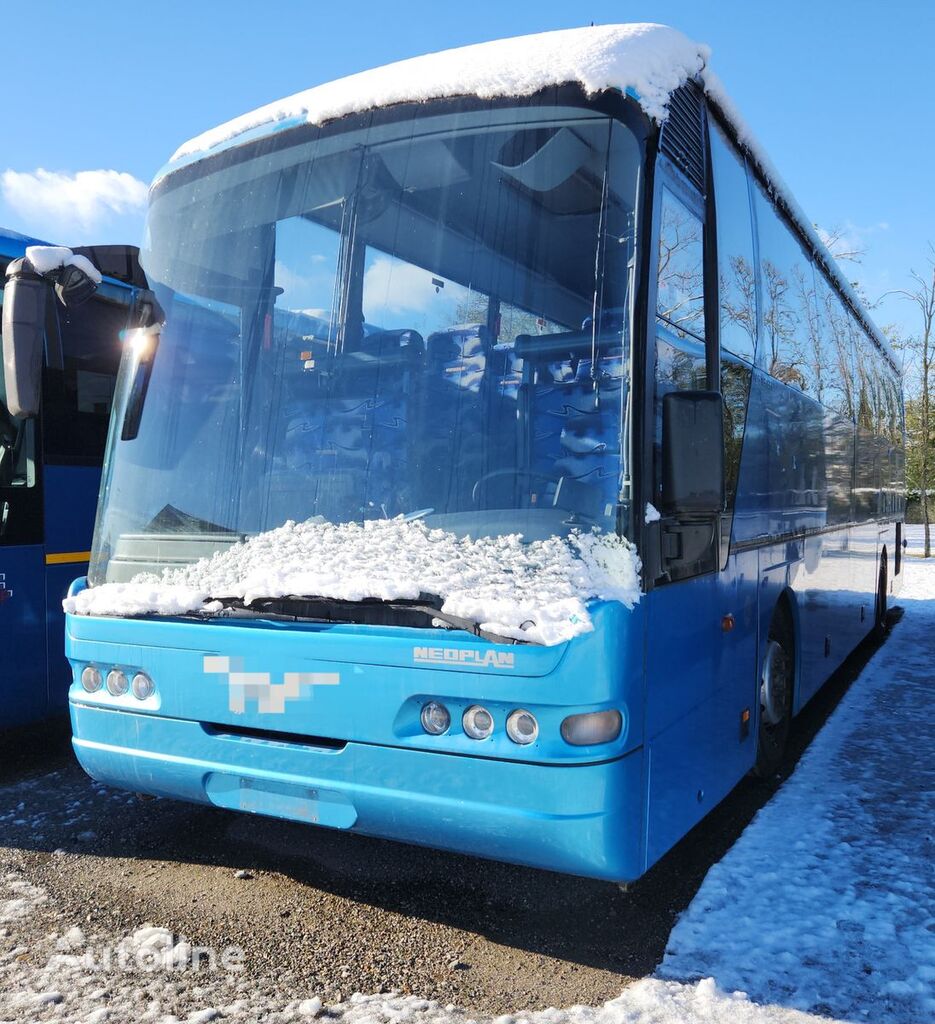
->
{"left": 1, "top": 260, "right": 47, "bottom": 419}
{"left": 661, "top": 390, "right": 724, "bottom": 514}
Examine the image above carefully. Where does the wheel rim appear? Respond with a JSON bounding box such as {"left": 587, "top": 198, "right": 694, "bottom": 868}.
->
{"left": 760, "top": 639, "right": 789, "bottom": 727}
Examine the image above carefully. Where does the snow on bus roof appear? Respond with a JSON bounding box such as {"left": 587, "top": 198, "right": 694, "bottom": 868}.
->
{"left": 168, "top": 24, "right": 706, "bottom": 164}
{"left": 161, "top": 22, "right": 895, "bottom": 368}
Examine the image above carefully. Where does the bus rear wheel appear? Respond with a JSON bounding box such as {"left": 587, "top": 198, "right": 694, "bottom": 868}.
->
{"left": 753, "top": 614, "right": 794, "bottom": 779}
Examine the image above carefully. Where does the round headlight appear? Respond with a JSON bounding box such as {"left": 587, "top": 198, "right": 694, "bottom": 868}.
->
{"left": 420, "top": 700, "right": 450, "bottom": 735}
{"left": 560, "top": 709, "right": 622, "bottom": 746}
{"left": 106, "top": 669, "right": 129, "bottom": 696}
{"left": 462, "top": 704, "right": 494, "bottom": 740}
{"left": 131, "top": 672, "right": 155, "bottom": 700}
{"left": 506, "top": 709, "right": 538, "bottom": 745}
{"left": 80, "top": 665, "right": 102, "bottom": 693}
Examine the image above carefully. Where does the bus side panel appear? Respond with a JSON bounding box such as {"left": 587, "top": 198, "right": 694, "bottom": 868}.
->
{"left": 644, "top": 548, "right": 758, "bottom": 868}
{"left": 0, "top": 545, "right": 49, "bottom": 727}
{"left": 791, "top": 528, "right": 856, "bottom": 709}
{"left": 43, "top": 465, "right": 100, "bottom": 712}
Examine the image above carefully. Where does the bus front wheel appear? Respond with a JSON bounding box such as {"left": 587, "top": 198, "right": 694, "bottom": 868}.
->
{"left": 753, "top": 612, "right": 794, "bottom": 778}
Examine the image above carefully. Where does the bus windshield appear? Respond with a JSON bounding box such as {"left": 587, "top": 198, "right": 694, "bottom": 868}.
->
{"left": 90, "top": 100, "right": 645, "bottom": 586}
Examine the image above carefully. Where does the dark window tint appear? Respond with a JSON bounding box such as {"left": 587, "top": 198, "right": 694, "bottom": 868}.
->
{"left": 754, "top": 183, "right": 813, "bottom": 391}
{"left": 710, "top": 123, "right": 756, "bottom": 363}
{"left": 43, "top": 287, "right": 130, "bottom": 463}
{"left": 656, "top": 186, "right": 705, "bottom": 340}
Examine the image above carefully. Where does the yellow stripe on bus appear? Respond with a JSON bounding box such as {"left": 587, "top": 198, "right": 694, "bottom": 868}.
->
{"left": 45, "top": 551, "right": 92, "bottom": 565}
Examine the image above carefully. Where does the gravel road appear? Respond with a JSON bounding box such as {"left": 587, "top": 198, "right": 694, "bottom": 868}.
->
{"left": 0, "top": 623, "right": 890, "bottom": 1017}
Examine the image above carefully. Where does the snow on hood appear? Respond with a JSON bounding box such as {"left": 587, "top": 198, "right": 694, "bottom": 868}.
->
{"left": 64, "top": 518, "right": 642, "bottom": 646}
{"left": 168, "top": 23, "right": 708, "bottom": 164}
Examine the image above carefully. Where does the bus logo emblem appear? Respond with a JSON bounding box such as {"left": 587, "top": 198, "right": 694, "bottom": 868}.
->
{"left": 412, "top": 647, "right": 515, "bottom": 669}
{"left": 203, "top": 656, "right": 339, "bottom": 714}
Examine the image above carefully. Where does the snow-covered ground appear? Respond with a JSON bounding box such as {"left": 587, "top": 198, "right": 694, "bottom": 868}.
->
{"left": 659, "top": 545, "right": 934, "bottom": 1022}
{"left": 5, "top": 555, "right": 933, "bottom": 1023}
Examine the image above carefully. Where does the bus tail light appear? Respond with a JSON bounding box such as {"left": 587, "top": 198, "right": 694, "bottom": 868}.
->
{"left": 462, "top": 705, "right": 494, "bottom": 740}
{"left": 131, "top": 672, "right": 155, "bottom": 700}
{"left": 560, "top": 710, "right": 622, "bottom": 746}
{"left": 105, "top": 669, "right": 129, "bottom": 696}
{"left": 506, "top": 709, "right": 538, "bottom": 745}
{"left": 420, "top": 700, "right": 450, "bottom": 735}
{"left": 80, "top": 665, "right": 102, "bottom": 693}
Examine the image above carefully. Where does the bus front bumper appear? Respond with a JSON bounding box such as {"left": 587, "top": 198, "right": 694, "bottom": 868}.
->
{"left": 70, "top": 701, "right": 645, "bottom": 881}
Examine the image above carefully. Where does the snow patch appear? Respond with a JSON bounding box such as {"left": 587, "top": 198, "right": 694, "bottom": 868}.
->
{"left": 644, "top": 503, "right": 661, "bottom": 524}
{"left": 24, "top": 244, "right": 103, "bottom": 284}
{"left": 65, "top": 518, "right": 642, "bottom": 646}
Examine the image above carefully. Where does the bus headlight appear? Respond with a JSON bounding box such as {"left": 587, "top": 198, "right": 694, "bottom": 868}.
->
{"left": 506, "top": 709, "right": 538, "bottom": 745}
{"left": 560, "top": 709, "right": 622, "bottom": 746}
{"left": 106, "top": 669, "right": 129, "bottom": 696}
{"left": 131, "top": 672, "right": 155, "bottom": 700}
{"left": 420, "top": 700, "right": 450, "bottom": 735}
{"left": 462, "top": 705, "right": 494, "bottom": 740}
{"left": 80, "top": 665, "right": 102, "bottom": 693}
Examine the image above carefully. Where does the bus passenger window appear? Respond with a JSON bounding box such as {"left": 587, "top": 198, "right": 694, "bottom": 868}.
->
{"left": 710, "top": 123, "right": 756, "bottom": 364}
{"left": 656, "top": 187, "right": 705, "bottom": 340}
{"left": 753, "top": 184, "right": 813, "bottom": 391}
{"left": 816, "top": 274, "right": 856, "bottom": 419}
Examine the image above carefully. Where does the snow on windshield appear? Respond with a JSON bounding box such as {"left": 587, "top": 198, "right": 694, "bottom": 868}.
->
{"left": 64, "top": 518, "right": 642, "bottom": 646}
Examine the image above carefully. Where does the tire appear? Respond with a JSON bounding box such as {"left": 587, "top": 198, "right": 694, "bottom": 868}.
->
{"left": 872, "top": 550, "right": 888, "bottom": 641}
{"left": 753, "top": 609, "right": 794, "bottom": 779}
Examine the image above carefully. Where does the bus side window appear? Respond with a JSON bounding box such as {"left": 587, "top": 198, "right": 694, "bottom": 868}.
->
{"left": 753, "top": 183, "right": 813, "bottom": 391}
{"left": 652, "top": 176, "right": 709, "bottom": 535}
{"left": 709, "top": 124, "right": 756, "bottom": 364}
{"left": 816, "top": 273, "right": 856, "bottom": 420}
{"left": 44, "top": 288, "right": 130, "bottom": 464}
{"left": 655, "top": 186, "right": 705, "bottom": 340}
{"left": 709, "top": 124, "right": 757, "bottom": 518}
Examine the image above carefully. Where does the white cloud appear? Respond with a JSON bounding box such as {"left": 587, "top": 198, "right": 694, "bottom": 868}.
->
{"left": 0, "top": 168, "right": 148, "bottom": 235}
{"left": 363, "top": 256, "right": 467, "bottom": 318}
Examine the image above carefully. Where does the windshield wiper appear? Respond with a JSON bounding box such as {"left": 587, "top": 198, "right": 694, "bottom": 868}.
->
{"left": 206, "top": 593, "right": 535, "bottom": 646}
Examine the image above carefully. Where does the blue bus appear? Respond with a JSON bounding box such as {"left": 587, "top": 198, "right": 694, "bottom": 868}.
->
{"left": 43, "top": 26, "right": 903, "bottom": 880}
{"left": 0, "top": 230, "right": 147, "bottom": 728}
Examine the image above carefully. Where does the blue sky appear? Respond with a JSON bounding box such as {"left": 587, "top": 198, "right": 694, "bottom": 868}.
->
{"left": 2, "top": 0, "right": 931, "bottom": 338}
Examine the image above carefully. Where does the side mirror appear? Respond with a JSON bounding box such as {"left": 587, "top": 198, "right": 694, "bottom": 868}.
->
{"left": 1, "top": 260, "right": 47, "bottom": 419}
{"left": 661, "top": 390, "right": 724, "bottom": 514}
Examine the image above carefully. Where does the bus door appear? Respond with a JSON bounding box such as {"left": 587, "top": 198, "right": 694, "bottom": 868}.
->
{"left": 642, "top": 152, "right": 758, "bottom": 865}
{"left": 0, "top": 263, "right": 47, "bottom": 727}
{"left": 41, "top": 282, "right": 132, "bottom": 711}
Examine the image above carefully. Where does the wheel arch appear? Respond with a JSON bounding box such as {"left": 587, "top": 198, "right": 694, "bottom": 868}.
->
{"left": 768, "top": 587, "right": 802, "bottom": 716}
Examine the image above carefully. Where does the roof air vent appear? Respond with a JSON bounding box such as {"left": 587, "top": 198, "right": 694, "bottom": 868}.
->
{"left": 660, "top": 81, "right": 706, "bottom": 194}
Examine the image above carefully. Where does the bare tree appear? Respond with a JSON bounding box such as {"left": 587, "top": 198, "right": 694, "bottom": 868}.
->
{"left": 892, "top": 247, "right": 935, "bottom": 557}
{"left": 817, "top": 223, "right": 867, "bottom": 265}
